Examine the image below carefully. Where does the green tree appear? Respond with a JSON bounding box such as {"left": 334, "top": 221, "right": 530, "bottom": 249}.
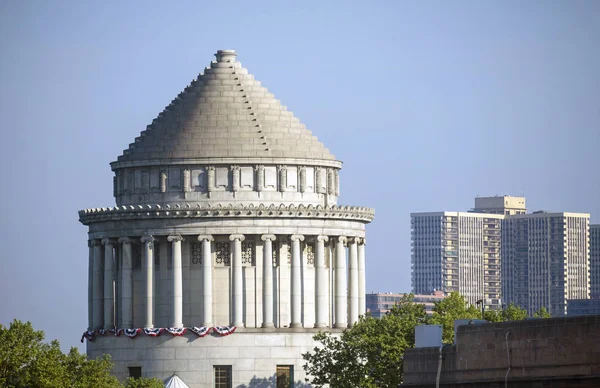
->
{"left": 0, "top": 319, "right": 162, "bottom": 388}
{"left": 124, "top": 376, "right": 165, "bottom": 388}
{"left": 429, "top": 292, "right": 481, "bottom": 343}
{"left": 533, "top": 307, "right": 552, "bottom": 318}
{"left": 484, "top": 303, "right": 528, "bottom": 322}
{"left": 303, "top": 294, "right": 429, "bottom": 387}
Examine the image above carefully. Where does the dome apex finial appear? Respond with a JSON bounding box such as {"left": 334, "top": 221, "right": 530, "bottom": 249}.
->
{"left": 215, "top": 49, "right": 237, "bottom": 63}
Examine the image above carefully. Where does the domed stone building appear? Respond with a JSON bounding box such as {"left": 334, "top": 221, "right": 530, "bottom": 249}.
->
{"left": 79, "top": 49, "right": 374, "bottom": 387}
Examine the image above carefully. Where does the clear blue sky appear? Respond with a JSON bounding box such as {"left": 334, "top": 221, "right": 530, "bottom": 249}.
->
{"left": 1, "top": 1, "right": 598, "bottom": 351}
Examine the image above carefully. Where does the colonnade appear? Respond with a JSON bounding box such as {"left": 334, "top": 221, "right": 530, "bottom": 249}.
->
{"left": 88, "top": 234, "right": 366, "bottom": 330}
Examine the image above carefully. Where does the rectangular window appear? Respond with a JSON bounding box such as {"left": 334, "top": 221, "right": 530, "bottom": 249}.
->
{"left": 276, "top": 365, "right": 294, "bottom": 388}
{"left": 214, "top": 365, "right": 232, "bottom": 388}
{"left": 128, "top": 366, "right": 142, "bottom": 379}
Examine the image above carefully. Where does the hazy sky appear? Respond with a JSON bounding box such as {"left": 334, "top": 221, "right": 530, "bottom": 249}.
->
{"left": 1, "top": 1, "right": 598, "bottom": 351}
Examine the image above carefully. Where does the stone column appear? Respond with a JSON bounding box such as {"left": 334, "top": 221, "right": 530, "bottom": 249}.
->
{"left": 348, "top": 237, "right": 359, "bottom": 327}
{"left": 91, "top": 240, "right": 103, "bottom": 330}
{"left": 358, "top": 238, "right": 366, "bottom": 317}
{"left": 230, "top": 234, "right": 245, "bottom": 327}
{"left": 182, "top": 169, "right": 190, "bottom": 192}
{"left": 334, "top": 236, "right": 347, "bottom": 328}
{"left": 168, "top": 235, "right": 184, "bottom": 328}
{"left": 87, "top": 241, "right": 93, "bottom": 330}
{"left": 141, "top": 235, "right": 155, "bottom": 329}
{"left": 261, "top": 234, "right": 276, "bottom": 328}
{"left": 102, "top": 238, "right": 115, "bottom": 329}
{"left": 315, "top": 235, "right": 329, "bottom": 328}
{"left": 290, "top": 235, "right": 305, "bottom": 328}
{"left": 198, "top": 235, "right": 214, "bottom": 327}
{"left": 119, "top": 237, "right": 133, "bottom": 328}
{"left": 231, "top": 165, "right": 240, "bottom": 192}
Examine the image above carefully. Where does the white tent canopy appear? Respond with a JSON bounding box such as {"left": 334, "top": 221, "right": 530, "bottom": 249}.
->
{"left": 164, "top": 374, "right": 189, "bottom": 388}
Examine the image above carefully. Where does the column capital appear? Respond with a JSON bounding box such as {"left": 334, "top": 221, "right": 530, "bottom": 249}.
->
{"left": 337, "top": 236, "right": 347, "bottom": 244}
{"left": 261, "top": 234, "right": 276, "bottom": 242}
{"left": 89, "top": 239, "right": 102, "bottom": 247}
{"left": 316, "top": 235, "right": 329, "bottom": 243}
{"left": 347, "top": 237, "right": 361, "bottom": 245}
{"left": 167, "top": 235, "right": 184, "bottom": 243}
{"left": 141, "top": 235, "right": 154, "bottom": 244}
{"left": 118, "top": 237, "right": 133, "bottom": 244}
{"left": 197, "top": 234, "right": 214, "bottom": 242}
{"left": 290, "top": 234, "right": 305, "bottom": 242}
{"left": 101, "top": 238, "right": 116, "bottom": 246}
{"left": 229, "top": 234, "right": 245, "bottom": 242}
{"left": 359, "top": 237, "right": 366, "bottom": 245}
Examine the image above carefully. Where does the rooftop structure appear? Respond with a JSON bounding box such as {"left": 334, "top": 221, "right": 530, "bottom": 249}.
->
{"left": 591, "top": 224, "right": 600, "bottom": 299}
{"left": 473, "top": 195, "right": 526, "bottom": 215}
{"left": 79, "top": 50, "right": 374, "bottom": 387}
{"left": 366, "top": 291, "right": 446, "bottom": 318}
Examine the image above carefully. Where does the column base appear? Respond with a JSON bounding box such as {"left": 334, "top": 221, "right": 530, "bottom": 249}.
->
{"left": 290, "top": 322, "right": 303, "bottom": 328}
{"left": 233, "top": 322, "right": 245, "bottom": 328}
{"left": 201, "top": 322, "right": 213, "bottom": 328}
{"left": 261, "top": 322, "right": 275, "bottom": 328}
{"left": 314, "top": 323, "right": 328, "bottom": 328}
{"left": 334, "top": 323, "right": 348, "bottom": 329}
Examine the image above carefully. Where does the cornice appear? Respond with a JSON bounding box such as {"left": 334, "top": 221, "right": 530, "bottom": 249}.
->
{"left": 110, "top": 157, "right": 343, "bottom": 171}
{"left": 79, "top": 203, "right": 375, "bottom": 225}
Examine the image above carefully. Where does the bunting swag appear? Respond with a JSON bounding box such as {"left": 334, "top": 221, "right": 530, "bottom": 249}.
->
{"left": 81, "top": 330, "right": 95, "bottom": 343}
{"left": 98, "top": 329, "right": 108, "bottom": 336}
{"left": 189, "top": 326, "right": 211, "bottom": 337}
{"left": 143, "top": 328, "right": 164, "bottom": 337}
{"left": 213, "top": 326, "right": 236, "bottom": 336}
{"left": 109, "top": 328, "right": 123, "bottom": 336}
{"left": 166, "top": 327, "right": 187, "bottom": 336}
{"left": 124, "top": 328, "right": 141, "bottom": 338}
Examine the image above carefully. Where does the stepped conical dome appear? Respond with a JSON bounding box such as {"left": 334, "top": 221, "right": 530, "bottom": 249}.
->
{"left": 116, "top": 50, "right": 336, "bottom": 163}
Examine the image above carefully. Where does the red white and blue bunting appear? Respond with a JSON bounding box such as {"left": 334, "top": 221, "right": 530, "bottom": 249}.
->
{"left": 81, "top": 325, "right": 237, "bottom": 342}
{"left": 213, "top": 326, "right": 236, "bottom": 336}
{"left": 165, "top": 327, "right": 186, "bottom": 336}
{"left": 189, "top": 326, "right": 211, "bottom": 337}
{"left": 143, "top": 328, "right": 164, "bottom": 337}
{"left": 124, "top": 328, "right": 141, "bottom": 338}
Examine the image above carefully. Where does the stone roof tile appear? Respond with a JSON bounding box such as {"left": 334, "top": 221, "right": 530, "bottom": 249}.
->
{"left": 117, "top": 50, "right": 336, "bottom": 163}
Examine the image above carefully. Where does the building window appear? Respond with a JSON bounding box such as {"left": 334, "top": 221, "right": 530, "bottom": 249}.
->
{"left": 276, "top": 365, "right": 293, "bottom": 388}
{"left": 128, "top": 366, "right": 142, "bottom": 379}
{"left": 242, "top": 241, "right": 255, "bottom": 265}
{"left": 214, "top": 365, "right": 232, "bottom": 388}
{"left": 215, "top": 242, "right": 231, "bottom": 266}
{"left": 191, "top": 242, "right": 203, "bottom": 265}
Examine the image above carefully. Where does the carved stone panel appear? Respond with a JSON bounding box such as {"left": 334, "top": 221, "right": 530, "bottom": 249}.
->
{"left": 316, "top": 167, "right": 326, "bottom": 194}
{"left": 215, "top": 167, "right": 229, "bottom": 190}
{"left": 134, "top": 169, "right": 142, "bottom": 192}
{"left": 191, "top": 168, "right": 206, "bottom": 191}
{"left": 286, "top": 166, "right": 298, "bottom": 191}
{"left": 149, "top": 168, "right": 160, "bottom": 191}
{"left": 240, "top": 166, "right": 254, "bottom": 189}
{"left": 169, "top": 167, "right": 181, "bottom": 189}
{"left": 305, "top": 167, "right": 315, "bottom": 193}
{"left": 264, "top": 166, "right": 277, "bottom": 190}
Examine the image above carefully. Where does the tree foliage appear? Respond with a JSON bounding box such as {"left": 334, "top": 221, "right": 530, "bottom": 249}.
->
{"left": 533, "top": 307, "right": 552, "bottom": 318}
{"left": 303, "top": 294, "right": 428, "bottom": 387}
{"left": 303, "top": 292, "right": 552, "bottom": 387}
{"left": 0, "top": 320, "right": 162, "bottom": 388}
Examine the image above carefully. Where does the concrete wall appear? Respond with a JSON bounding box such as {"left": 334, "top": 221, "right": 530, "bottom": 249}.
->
{"left": 88, "top": 330, "right": 333, "bottom": 387}
{"left": 403, "top": 315, "right": 600, "bottom": 387}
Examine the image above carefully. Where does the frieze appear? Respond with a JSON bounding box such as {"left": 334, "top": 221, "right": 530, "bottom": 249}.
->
{"left": 79, "top": 203, "right": 375, "bottom": 224}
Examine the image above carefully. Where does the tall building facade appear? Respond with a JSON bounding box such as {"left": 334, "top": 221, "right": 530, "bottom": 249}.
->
{"left": 79, "top": 50, "right": 374, "bottom": 387}
{"left": 474, "top": 195, "right": 527, "bottom": 215}
{"left": 591, "top": 224, "right": 600, "bottom": 299}
{"left": 410, "top": 212, "right": 503, "bottom": 308}
{"left": 502, "top": 212, "right": 590, "bottom": 316}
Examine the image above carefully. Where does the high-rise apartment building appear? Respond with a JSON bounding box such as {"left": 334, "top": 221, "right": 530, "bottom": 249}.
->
{"left": 474, "top": 195, "right": 526, "bottom": 215}
{"left": 591, "top": 224, "right": 600, "bottom": 299}
{"left": 502, "top": 212, "right": 590, "bottom": 316}
{"left": 411, "top": 212, "right": 503, "bottom": 308}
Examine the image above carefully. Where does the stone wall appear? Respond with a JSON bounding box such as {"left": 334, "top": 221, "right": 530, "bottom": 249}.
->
{"left": 88, "top": 330, "right": 331, "bottom": 387}
{"left": 403, "top": 315, "right": 600, "bottom": 387}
